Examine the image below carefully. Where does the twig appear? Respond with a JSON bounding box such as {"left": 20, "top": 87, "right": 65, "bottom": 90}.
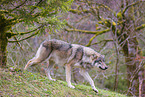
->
{"left": 10, "top": 0, "right": 27, "bottom": 12}
{"left": 13, "top": 36, "right": 24, "bottom": 51}
{"left": 30, "top": 0, "right": 43, "bottom": 14}
{"left": 122, "top": 0, "right": 145, "bottom": 15}
{"left": 91, "top": 39, "right": 113, "bottom": 46}
{"left": 10, "top": 25, "right": 44, "bottom": 37}
{"left": 126, "top": 61, "right": 144, "bottom": 95}
{"left": 8, "top": 31, "right": 39, "bottom": 43}
{"left": 135, "top": 24, "right": 145, "bottom": 31}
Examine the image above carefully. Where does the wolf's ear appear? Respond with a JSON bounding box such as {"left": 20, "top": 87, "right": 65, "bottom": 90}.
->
{"left": 90, "top": 54, "right": 97, "bottom": 62}
{"left": 92, "top": 54, "right": 97, "bottom": 58}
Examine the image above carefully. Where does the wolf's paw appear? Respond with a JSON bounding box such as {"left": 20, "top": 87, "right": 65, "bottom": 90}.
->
{"left": 93, "top": 89, "right": 98, "bottom": 93}
{"left": 68, "top": 84, "right": 75, "bottom": 89}
{"left": 50, "top": 78, "right": 56, "bottom": 81}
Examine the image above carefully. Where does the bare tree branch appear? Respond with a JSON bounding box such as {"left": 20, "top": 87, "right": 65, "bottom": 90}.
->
{"left": 13, "top": 36, "right": 24, "bottom": 51}
{"left": 69, "top": 9, "right": 91, "bottom": 15}
{"left": 65, "top": 28, "right": 110, "bottom": 34}
{"left": 96, "top": 3, "right": 116, "bottom": 15}
{"left": 91, "top": 39, "right": 113, "bottom": 46}
{"left": 122, "top": 0, "right": 145, "bottom": 15}
{"left": 86, "top": 33, "right": 98, "bottom": 47}
{"left": 126, "top": 61, "right": 144, "bottom": 95}
{"left": 85, "top": 0, "right": 98, "bottom": 16}
{"left": 135, "top": 24, "right": 145, "bottom": 31}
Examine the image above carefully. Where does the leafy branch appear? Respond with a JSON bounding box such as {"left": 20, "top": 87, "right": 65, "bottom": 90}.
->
{"left": 16, "top": 25, "right": 44, "bottom": 35}
{"left": 30, "top": 0, "right": 43, "bottom": 14}
{"left": 10, "top": 0, "right": 27, "bottom": 12}
{"left": 8, "top": 30, "right": 40, "bottom": 43}
{"left": 6, "top": 25, "right": 44, "bottom": 38}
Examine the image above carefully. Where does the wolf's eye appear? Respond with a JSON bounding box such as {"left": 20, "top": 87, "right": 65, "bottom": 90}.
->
{"left": 94, "top": 60, "right": 101, "bottom": 64}
{"left": 98, "top": 61, "right": 102, "bottom": 64}
{"left": 94, "top": 60, "right": 98, "bottom": 63}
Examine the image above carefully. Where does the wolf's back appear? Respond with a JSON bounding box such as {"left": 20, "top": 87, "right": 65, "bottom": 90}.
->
{"left": 42, "top": 39, "right": 72, "bottom": 51}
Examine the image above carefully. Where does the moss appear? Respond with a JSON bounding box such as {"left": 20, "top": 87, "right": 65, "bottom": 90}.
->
{"left": 117, "top": 12, "right": 123, "bottom": 20}
{"left": 0, "top": 31, "right": 8, "bottom": 67}
{"left": 0, "top": 14, "right": 13, "bottom": 67}
{"left": 135, "top": 24, "right": 145, "bottom": 31}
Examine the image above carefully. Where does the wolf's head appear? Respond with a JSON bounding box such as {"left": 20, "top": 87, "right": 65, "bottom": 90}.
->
{"left": 91, "top": 55, "right": 108, "bottom": 70}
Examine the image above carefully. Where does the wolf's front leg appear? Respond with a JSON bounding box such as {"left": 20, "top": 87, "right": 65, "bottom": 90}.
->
{"left": 79, "top": 68, "right": 98, "bottom": 93}
{"left": 65, "top": 64, "right": 75, "bottom": 89}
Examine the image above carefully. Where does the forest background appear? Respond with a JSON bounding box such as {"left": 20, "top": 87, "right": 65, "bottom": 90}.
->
{"left": 0, "top": 0, "right": 145, "bottom": 96}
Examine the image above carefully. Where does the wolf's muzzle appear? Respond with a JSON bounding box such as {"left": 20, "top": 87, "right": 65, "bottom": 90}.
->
{"left": 99, "top": 66, "right": 108, "bottom": 70}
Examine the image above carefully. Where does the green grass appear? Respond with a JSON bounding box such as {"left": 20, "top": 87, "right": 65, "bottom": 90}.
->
{"left": 0, "top": 68, "right": 126, "bottom": 97}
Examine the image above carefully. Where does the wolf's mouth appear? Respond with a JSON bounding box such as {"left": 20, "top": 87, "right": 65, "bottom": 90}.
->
{"left": 99, "top": 66, "right": 108, "bottom": 70}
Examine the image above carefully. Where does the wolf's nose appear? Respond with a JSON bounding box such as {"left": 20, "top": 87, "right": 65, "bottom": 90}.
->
{"left": 105, "top": 67, "right": 108, "bottom": 69}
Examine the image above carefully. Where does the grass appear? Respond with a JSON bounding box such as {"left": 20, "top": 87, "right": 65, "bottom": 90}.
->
{"left": 0, "top": 68, "right": 126, "bottom": 97}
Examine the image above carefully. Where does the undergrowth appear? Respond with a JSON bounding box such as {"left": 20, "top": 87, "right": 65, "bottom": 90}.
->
{"left": 0, "top": 68, "right": 126, "bottom": 97}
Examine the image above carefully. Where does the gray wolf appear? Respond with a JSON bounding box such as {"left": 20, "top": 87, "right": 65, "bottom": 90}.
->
{"left": 24, "top": 39, "right": 108, "bottom": 93}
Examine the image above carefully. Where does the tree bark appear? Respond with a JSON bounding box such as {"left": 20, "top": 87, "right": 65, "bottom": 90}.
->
{"left": 121, "top": 0, "right": 145, "bottom": 95}
{"left": 124, "top": 37, "right": 139, "bottom": 96}
{"left": 0, "top": 32, "right": 8, "bottom": 68}
{"left": 0, "top": 15, "right": 9, "bottom": 68}
{"left": 143, "top": 69, "right": 145, "bottom": 96}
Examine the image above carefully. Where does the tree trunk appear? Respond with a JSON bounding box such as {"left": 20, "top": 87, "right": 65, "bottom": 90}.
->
{"left": 123, "top": 35, "right": 144, "bottom": 96}
{"left": 0, "top": 32, "right": 8, "bottom": 68}
{"left": 121, "top": 1, "right": 145, "bottom": 95}
{"left": 124, "top": 37, "right": 138, "bottom": 96}
{"left": 0, "top": 15, "right": 8, "bottom": 68}
{"left": 143, "top": 69, "right": 145, "bottom": 96}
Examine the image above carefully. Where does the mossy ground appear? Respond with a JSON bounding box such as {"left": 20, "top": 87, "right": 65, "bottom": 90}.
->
{"left": 0, "top": 68, "right": 126, "bottom": 97}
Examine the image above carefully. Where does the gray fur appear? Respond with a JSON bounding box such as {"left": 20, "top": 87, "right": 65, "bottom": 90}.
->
{"left": 24, "top": 39, "right": 108, "bottom": 93}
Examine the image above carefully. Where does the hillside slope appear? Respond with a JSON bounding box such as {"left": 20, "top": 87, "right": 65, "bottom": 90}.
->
{"left": 0, "top": 68, "right": 126, "bottom": 97}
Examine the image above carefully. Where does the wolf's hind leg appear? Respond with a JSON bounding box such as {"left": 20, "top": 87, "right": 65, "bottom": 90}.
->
{"left": 46, "top": 61, "right": 56, "bottom": 81}
{"left": 24, "top": 43, "right": 51, "bottom": 70}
